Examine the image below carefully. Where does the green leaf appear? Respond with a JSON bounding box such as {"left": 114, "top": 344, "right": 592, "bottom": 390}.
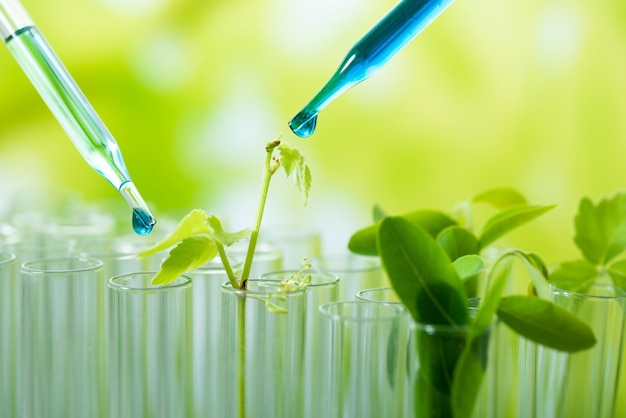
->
{"left": 472, "top": 187, "right": 527, "bottom": 209}
{"left": 472, "top": 250, "right": 551, "bottom": 340}
{"left": 277, "top": 141, "right": 312, "bottom": 205}
{"left": 451, "top": 341, "right": 486, "bottom": 418}
{"left": 378, "top": 217, "right": 468, "bottom": 325}
{"left": 206, "top": 215, "right": 250, "bottom": 246}
{"left": 452, "top": 255, "right": 484, "bottom": 281}
{"left": 138, "top": 209, "right": 210, "bottom": 259}
{"left": 608, "top": 259, "right": 626, "bottom": 288}
{"left": 550, "top": 260, "right": 598, "bottom": 292}
{"left": 152, "top": 235, "right": 218, "bottom": 285}
{"left": 471, "top": 257, "right": 513, "bottom": 338}
{"left": 497, "top": 295, "right": 596, "bottom": 352}
{"left": 349, "top": 209, "right": 457, "bottom": 256}
{"left": 504, "top": 250, "right": 552, "bottom": 300}
{"left": 277, "top": 141, "right": 299, "bottom": 175}
{"left": 436, "top": 226, "right": 481, "bottom": 260}
{"left": 414, "top": 371, "right": 450, "bottom": 417}
{"left": 479, "top": 204, "right": 555, "bottom": 248}
{"left": 574, "top": 193, "right": 626, "bottom": 265}
{"left": 295, "top": 163, "right": 312, "bottom": 205}
{"left": 372, "top": 204, "right": 387, "bottom": 222}
{"left": 523, "top": 252, "right": 550, "bottom": 280}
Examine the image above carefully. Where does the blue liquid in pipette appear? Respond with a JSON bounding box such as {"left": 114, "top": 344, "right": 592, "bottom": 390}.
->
{"left": 289, "top": 0, "right": 454, "bottom": 138}
{"left": 132, "top": 208, "right": 155, "bottom": 236}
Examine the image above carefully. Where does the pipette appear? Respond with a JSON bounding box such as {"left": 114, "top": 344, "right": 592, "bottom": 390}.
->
{"left": 0, "top": 0, "right": 156, "bottom": 235}
{"left": 288, "top": 0, "right": 454, "bottom": 138}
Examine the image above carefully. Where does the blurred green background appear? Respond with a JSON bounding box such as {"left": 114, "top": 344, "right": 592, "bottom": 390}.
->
{"left": 1, "top": 0, "right": 625, "bottom": 260}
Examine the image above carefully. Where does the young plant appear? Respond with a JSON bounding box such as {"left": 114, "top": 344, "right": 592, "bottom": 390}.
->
{"left": 550, "top": 190, "right": 626, "bottom": 290}
{"left": 137, "top": 137, "right": 312, "bottom": 418}
{"left": 348, "top": 188, "right": 596, "bottom": 418}
{"left": 138, "top": 137, "right": 311, "bottom": 289}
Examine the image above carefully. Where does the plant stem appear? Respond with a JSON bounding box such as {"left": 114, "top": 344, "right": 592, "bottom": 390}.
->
{"left": 237, "top": 295, "right": 247, "bottom": 418}
{"left": 240, "top": 147, "right": 275, "bottom": 288}
{"left": 217, "top": 242, "right": 240, "bottom": 288}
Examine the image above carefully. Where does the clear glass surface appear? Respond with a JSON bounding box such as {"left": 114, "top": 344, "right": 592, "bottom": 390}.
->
{"left": 108, "top": 272, "right": 192, "bottom": 418}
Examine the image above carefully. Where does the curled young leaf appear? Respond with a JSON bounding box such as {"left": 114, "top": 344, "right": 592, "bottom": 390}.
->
{"left": 277, "top": 141, "right": 312, "bottom": 205}
{"left": 497, "top": 295, "right": 596, "bottom": 352}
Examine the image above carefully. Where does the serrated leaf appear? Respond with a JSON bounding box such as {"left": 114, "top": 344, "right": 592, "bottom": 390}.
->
{"left": 608, "top": 258, "right": 626, "bottom": 288}
{"left": 479, "top": 204, "right": 555, "bottom": 248}
{"left": 295, "top": 162, "right": 312, "bottom": 205}
{"left": 278, "top": 141, "right": 312, "bottom": 205}
{"left": 549, "top": 260, "right": 598, "bottom": 289}
{"left": 574, "top": 193, "right": 626, "bottom": 265}
{"left": 277, "top": 141, "right": 300, "bottom": 176}
{"left": 206, "top": 215, "right": 250, "bottom": 246}
{"left": 152, "top": 235, "right": 218, "bottom": 285}
{"left": 348, "top": 209, "right": 457, "bottom": 256}
{"left": 378, "top": 217, "right": 468, "bottom": 325}
{"left": 436, "top": 226, "right": 481, "bottom": 260}
{"left": 472, "top": 187, "right": 527, "bottom": 208}
{"left": 497, "top": 295, "right": 596, "bottom": 352}
{"left": 452, "top": 255, "right": 484, "bottom": 281}
{"left": 138, "top": 209, "right": 210, "bottom": 259}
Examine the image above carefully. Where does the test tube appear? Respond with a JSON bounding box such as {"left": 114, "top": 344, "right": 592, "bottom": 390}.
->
{"left": 0, "top": 0, "right": 156, "bottom": 235}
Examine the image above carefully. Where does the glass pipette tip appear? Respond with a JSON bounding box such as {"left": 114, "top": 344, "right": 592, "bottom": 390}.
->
{"left": 289, "top": 0, "right": 454, "bottom": 138}
{"left": 119, "top": 181, "right": 156, "bottom": 236}
{"left": 0, "top": 0, "right": 156, "bottom": 234}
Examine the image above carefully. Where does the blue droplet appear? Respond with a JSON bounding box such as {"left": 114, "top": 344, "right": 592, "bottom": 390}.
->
{"left": 132, "top": 208, "right": 155, "bottom": 235}
{"left": 288, "top": 111, "right": 318, "bottom": 138}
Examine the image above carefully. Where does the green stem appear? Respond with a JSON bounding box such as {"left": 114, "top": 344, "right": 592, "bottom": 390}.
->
{"left": 240, "top": 148, "right": 275, "bottom": 288}
{"left": 237, "top": 295, "right": 247, "bottom": 418}
{"left": 217, "top": 242, "right": 240, "bottom": 288}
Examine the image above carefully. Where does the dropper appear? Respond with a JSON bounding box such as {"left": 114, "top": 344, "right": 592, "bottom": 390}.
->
{"left": 289, "top": 0, "right": 454, "bottom": 138}
{"left": 0, "top": 0, "right": 156, "bottom": 235}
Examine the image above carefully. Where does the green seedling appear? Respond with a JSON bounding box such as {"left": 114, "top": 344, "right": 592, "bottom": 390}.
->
{"left": 138, "top": 137, "right": 311, "bottom": 289}
{"left": 348, "top": 188, "right": 596, "bottom": 418}
{"left": 550, "top": 190, "right": 626, "bottom": 290}
{"left": 138, "top": 137, "right": 312, "bottom": 418}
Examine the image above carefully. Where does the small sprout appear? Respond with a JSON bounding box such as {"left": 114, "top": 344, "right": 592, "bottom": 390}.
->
{"left": 280, "top": 258, "right": 312, "bottom": 292}
{"left": 269, "top": 156, "right": 280, "bottom": 174}
{"left": 139, "top": 137, "right": 312, "bottom": 290}
{"left": 266, "top": 137, "right": 281, "bottom": 152}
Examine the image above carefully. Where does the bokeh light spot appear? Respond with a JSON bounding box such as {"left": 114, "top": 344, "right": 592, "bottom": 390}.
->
{"left": 129, "top": 32, "right": 196, "bottom": 93}
{"left": 534, "top": 4, "right": 584, "bottom": 72}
